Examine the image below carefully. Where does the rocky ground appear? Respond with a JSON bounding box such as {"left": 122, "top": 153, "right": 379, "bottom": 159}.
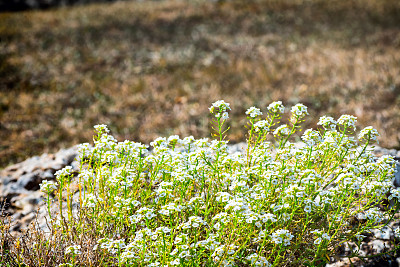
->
{"left": 1, "top": 144, "right": 400, "bottom": 266}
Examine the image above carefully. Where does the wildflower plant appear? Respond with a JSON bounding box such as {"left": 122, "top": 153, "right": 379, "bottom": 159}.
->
{"left": 31, "top": 100, "right": 400, "bottom": 266}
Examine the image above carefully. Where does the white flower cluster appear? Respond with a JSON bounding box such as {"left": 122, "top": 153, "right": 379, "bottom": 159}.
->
{"left": 246, "top": 253, "right": 272, "bottom": 267}
{"left": 168, "top": 135, "right": 180, "bottom": 146}
{"left": 317, "top": 116, "right": 337, "bottom": 131}
{"left": 291, "top": 103, "right": 309, "bottom": 119}
{"left": 77, "top": 142, "right": 93, "bottom": 158}
{"left": 388, "top": 188, "right": 400, "bottom": 201}
{"left": 209, "top": 100, "right": 231, "bottom": 120}
{"left": 273, "top": 124, "right": 290, "bottom": 137}
{"left": 94, "top": 124, "right": 110, "bottom": 134}
{"left": 337, "top": 114, "right": 357, "bottom": 131}
{"left": 394, "top": 227, "right": 400, "bottom": 238}
{"left": 155, "top": 181, "right": 174, "bottom": 198}
{"left": 358, "top": 126, "right": 380, "bottom": 143}
{"left": 129, "top": 207, "right": 157, "bottom": 223}
{"left": 94, "top": 132, "right": 118, "bottom": 152}
{"left": 356, "top": 207, "right": 384, "bottom": 223}
{"left": 95, "top": 238, "right": 126, "bottom": 254}
{"left": 194, "top": 234, "right": 220, "bottom": 251}
{"left": 311, "top": 230, "right": 331, "bottom": 245}
{"left": 55, "top": 166, "right": 73, "bottom": 179}
{"left": 180, "top": 216, "right": 207, "bottom": 229}
{"left": 254, "top": 120, "right": 269, "bottom": 132}
{"left": 267, "top": 101, "right": 285, "bottom": 114}
{"left": 159, "top": 202, "right": 183, "bottom": 216}
{"left": 212, "top": 244, "right": 238, "bottom": 265}
{"left": 246, "top": 106, "right": 263, "bottom": 118}
{"left": 301, "top": 129, "right": 322, "bottom": 146}
{"left": 39, "top": 180, "right": 57, "bottom": 194}
{"left": 51, "top": 100, "right": 398, "bottom": 266}
{"left": 271, "top": 229, "right": 294, "bottom": 246}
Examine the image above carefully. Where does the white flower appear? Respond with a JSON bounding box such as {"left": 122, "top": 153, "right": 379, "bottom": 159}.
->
{"left": 357, "top": 208, "right": 384, "bottom": 223}
{"left": 178, "top": 250, "right": 191, "bottom": 259}
{"left": 135, "top": 207, "right": 156, "bottom": 220}
{"left": 254, "top": 120, "right": 269, "bottom": 132}
{"left": 337, "top": 115, "right": 357, "bottom": 131}
{"left": 322, "top": 233, "right": 330, "bottom": 240}
{"left": 246, "top": 106, "right": 263, "bottom": 118}
{"left": 290, "top": 103, "right": 308, "bottom": 119}
{"left": 82, "top": 193, "right": 101, "bottom": 208}
{"left": 216, "top": 192, "right": 232, "bottom": 202}
{"left": 355, "top": 233, "right": 366, "bottom": 241}
{"left": 77, "top": 142, "right": 93, "bottom": 157}
{"left": 170, "top": 259, "right": 181, "bottom": 266}
{"left": 94, "top": 124, "right": 110, "bottom": 134}
{"left": 221, "top": 112, "right": 229, "bottom": 120}
{"left": 78, "top": 170, "right": 94, "bottom": 183}
{"left": 182, "top": 136, "right": 195, "bottom": 146}
{"left": 168, "top": 135, "right": 180, "bottom": 145}
{"left": 271, "top": 229, "right": 294, "bottom": 246}
{"left": 55, "top": 166, "right": 73, "bottom": 179}
{"left": 358, "top": 126, "right": 380, "bottom": 143}
{"left": 156, "top": 226, "right": 171, "bottom": 235}
{"left": 243, "top": 211, "right": 259, "bottom": 224}
{"left": 212, "top": 244, "right": 238, "bottom": 260}
{"left": 314, "top": 237, "right": 322, "bottom": 245}
{"left": 267, "top": 101, "right": 285, "bottom": 114}
{"left": 150, "top": 137, "right": 167, "bottom": 148}
{"left": 317, "top": 116, "right": 337, "bottom": 131}
{"left": 259, "top": 213, "right": 277, "bottom": 223}
{"left": 301, "top": 129, "right": 322, "bottom": 146}
{"left": 394, "top": 227, "right": 400, "bottom": 238}
{"left": 304, "top": 205, "right": 312, "bottom": 213}
{"left": 246, "top": 253, "right": 272, "bottom": 267}
{"left": 180, "top": 216, "right": 207, "bottom": 229}
{"left": 389, "top": 188, "right": 400, "bottom": 201}
{"left": 225, "top": 199, "right": 248, "bottom": 212}
{"left": 39, "top": 180, "right": 57, "bottom": 194}
{"left": 209, "top": 100, "right": 231, "bottom": 114}
{"left": 273, "top": 124, "right": 290, "bottom": 137}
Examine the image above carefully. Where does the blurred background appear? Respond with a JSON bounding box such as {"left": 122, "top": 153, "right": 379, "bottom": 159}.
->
{"left": 0, "top": 0, "right": 399, "bottom": 168}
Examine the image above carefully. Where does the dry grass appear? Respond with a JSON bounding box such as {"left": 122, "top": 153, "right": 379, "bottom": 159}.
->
{"left": 0, "top": 0, "right": 399, "bottom": 168}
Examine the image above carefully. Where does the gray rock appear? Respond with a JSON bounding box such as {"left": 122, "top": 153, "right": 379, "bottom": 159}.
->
{"left": 372, "top": 227, "right": 392, "bottom": 240}
{"left": 13, "top": 192, "right": 42, "bottom": 211}
{"left": 394, "top": 162, "right": 400, "bottom": 187}
{"left": 16, "top": 172, "right": 42, "bottom": 191}
{"left": 42, "top": 170, "right": 54, "bottom": 180}
{"left": 371, "top": 240, "right": 386, "bottom": 254}
{"left": 0, "top": 146, "right": 78, "bottom": 231}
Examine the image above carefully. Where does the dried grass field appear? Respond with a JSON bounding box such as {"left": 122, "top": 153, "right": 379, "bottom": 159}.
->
{"left": 0, "top": 0, "right": 399, "bottom": 168}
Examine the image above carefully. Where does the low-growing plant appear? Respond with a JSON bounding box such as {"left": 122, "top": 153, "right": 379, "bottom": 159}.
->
{"left": 6, "top": 100, "right": 400, "bottom": 266}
